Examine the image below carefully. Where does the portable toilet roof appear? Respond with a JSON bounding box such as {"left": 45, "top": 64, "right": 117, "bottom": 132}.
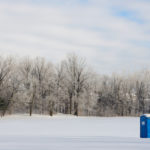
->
{"left": 143, "top": 114, "right": 150, "bottom": 117}
{"left": 140, "top": 114, "right": 150, "bottom": 138}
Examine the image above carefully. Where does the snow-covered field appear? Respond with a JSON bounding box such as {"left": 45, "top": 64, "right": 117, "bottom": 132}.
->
{"left": 0, "top": 114, "right": 150, "bottom": 150}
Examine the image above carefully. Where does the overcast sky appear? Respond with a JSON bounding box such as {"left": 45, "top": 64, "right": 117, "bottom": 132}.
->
{"left": 0, "top": 0, "right": 150, "bottom": 74}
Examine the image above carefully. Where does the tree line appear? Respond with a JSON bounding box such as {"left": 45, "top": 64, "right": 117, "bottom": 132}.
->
{"left": 0, "top": 54, "right": 150, "bottom": 117}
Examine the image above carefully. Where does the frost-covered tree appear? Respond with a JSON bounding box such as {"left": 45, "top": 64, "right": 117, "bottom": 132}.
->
{"left": 63, "top": 54, "right": 89, "bottom": 116}
{"left": 0, "top": 56, "right": 14, "bottom": 116}
{"left": 1, "top": 54, "right": 150, "bottom": 117}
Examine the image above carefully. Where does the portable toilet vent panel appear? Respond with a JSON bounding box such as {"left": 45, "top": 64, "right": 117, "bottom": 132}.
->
{"left": 140, "top": 114, "right": 150, "bottom": 138}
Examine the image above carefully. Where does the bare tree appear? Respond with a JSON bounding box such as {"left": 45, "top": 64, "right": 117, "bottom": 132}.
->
{"left": 0, "top": 56, "right": 14, "bottom": 116}
{"left": 64, "top": 54, "right": 89, "bottom": 116}
{"left": 1, "top": 54, "right": 150, "bottom": 117}
{"left": 19, "top": 57, "right": 36, "bottom": 116}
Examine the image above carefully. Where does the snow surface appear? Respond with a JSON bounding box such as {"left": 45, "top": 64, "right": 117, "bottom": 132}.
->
{"left": 0, "top": 114, "right": 150, "bottom": 150}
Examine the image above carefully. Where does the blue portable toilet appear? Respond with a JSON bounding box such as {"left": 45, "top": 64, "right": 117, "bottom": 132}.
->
{"left": 140, "top": 114, "right": 150, "bottom": 138}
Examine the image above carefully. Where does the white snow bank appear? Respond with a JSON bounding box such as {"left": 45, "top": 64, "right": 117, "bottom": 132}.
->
{"left": 0, "top": 115, "right": 149, "bottom": 150}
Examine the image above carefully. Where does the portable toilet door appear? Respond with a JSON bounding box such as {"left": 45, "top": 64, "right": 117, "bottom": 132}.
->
{"left": 140, "top": 115, "right": 147, "bottom": 138}
{"left": 147, "top": 116, "right": 150, "bottom": 138}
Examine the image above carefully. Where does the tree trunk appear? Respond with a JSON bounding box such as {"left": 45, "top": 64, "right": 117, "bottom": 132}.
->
{"left": 29, "top": 93, "right": 35, "bottom": 116}
{"left": 2, "top": 92, "right": 14, "bottom": 117}
{"left": 70, "top": 97, "right": 72, "bottom": 114}
{"left": 49, "top": 101, "right": 54, "bottom": 116}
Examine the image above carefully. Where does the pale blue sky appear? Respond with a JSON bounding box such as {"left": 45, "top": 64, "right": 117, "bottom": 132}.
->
{"left": 0, "top": 0, "right": 150, "bottom": 74}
